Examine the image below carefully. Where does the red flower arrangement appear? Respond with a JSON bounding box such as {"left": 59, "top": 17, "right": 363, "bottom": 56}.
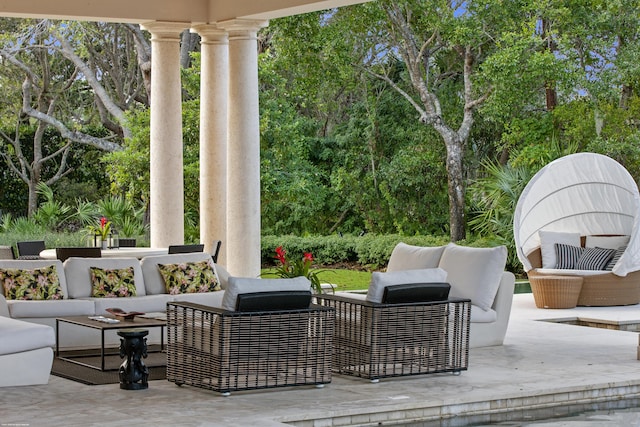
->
{"left": 273, "top": 246, "right": 326, "bottom": 294}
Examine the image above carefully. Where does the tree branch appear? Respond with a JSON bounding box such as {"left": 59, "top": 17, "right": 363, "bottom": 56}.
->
{"left": 55, "top": 34, "right": 131, "bottom": 140}
{"left": 362, "top": 67, "right": 426, "bottom": 119}
{"left": 21, "top": 77, "right": 123, "bottom": 152}
{"left": 0, "top": 47, "right": 40, "bottom": 83}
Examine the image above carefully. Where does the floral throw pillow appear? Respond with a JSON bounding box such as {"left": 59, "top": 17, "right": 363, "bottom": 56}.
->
{"left": 90, "top": 266, "right": 137, "bottom": 298}
{"left": 0, "top": 265, "right": 64, "bottom": 300}
{"left": 157, "top": 260, "right": 221, "bottom": 294}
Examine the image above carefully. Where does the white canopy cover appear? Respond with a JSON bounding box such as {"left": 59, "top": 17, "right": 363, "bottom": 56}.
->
{"left": 514, "top": 152, "right": 640, "bottom": 276}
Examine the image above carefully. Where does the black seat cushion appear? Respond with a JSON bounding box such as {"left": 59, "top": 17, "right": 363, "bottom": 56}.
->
{"left": 382, "top": 282, "right": 451, "bottom": 304}
{"left": 235, "top": 291, "right": 312, "bottom": 312}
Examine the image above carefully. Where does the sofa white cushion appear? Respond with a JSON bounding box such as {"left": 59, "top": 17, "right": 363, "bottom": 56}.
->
{"left": 8, "top": 299, "right": 95, "bottom": 318}
{"left": 92, "top": 294, "right": 170, "bottom": 316}
{"left": 221, "top": 276, "right": 311, "bottom": 311}
{"left": 140, "top": 252, "right": 217, "bottom": 295}
{"left": 0, "top": 317, "right": 55, "bottom": 355}
{"left": 64, "top": 257, "right": 146, "bottom": 298}
{"left": 585, "top": 235, "right": 630, "bottom": 249}
{"left": 366, "top": 268, "right": 448, "bottom": 303}
{"left": 539, "top": 230, "right": 581, "bottom": 269}
{"left": 0, "top": 260, "right": 69, "bottom": 299}
{"left": 387, "top": 243, "right": 446, "bottom": 272}
{"left": 535, "top": 268, "right": 610, "bottom": 276}
{"left": 438, "top": 243, "right": 507, "bottom": 311}
{"left": 470, "top": 305, "right": 497, "bottom": 323}
{"left": 172, "top": 290, "right": 226, "bottom": 308}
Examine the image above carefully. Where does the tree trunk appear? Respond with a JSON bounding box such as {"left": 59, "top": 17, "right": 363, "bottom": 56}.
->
{"left": 542, "top": 19, "right": 557, "bottom": 111}
{"left": 620, "top": 84, "right": 633, "bottom": 109}
{"left": 180, "top": 31, "right": 200, "bottom": 69}
{"left": 444, "top": 135, "right": 466, "bottom": 242}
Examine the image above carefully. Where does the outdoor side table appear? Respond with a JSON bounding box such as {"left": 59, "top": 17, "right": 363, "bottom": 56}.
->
{"left": 530, "top": 275, "right": 583, "bottom": 309}
{"left": 118, "top": 329, "right": 149, "bottom": 390}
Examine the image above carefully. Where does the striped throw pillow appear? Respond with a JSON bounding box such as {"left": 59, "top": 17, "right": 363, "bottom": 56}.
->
{"left": 576, "top": 247, "right": 616, "bottom": 270}
{"left": 554, "top": 243, "right": 584, "bottom": 269}
{"left": 605, "top": 245, "right": 627, "bottom": 271}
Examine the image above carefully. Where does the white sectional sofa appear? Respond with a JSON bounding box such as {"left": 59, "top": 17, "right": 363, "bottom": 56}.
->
{"left": 0, "top": 252, "right": 229, "bottom": 350}
{"left": 0, "top": 303, "right": 56, "bottom": 387}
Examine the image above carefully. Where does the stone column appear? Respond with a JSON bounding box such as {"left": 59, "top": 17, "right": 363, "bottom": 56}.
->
{"left": 140, "top": 21, "right": 188, "bottom": 248}
{"left": 219, "top": 19, "right": 268, "bottom": 277}
{"left": 192, "top": 25, "right": 229, "bottom": 265}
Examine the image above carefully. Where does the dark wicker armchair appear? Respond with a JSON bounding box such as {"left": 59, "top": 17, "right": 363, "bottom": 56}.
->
{"left": 315, "top": 293, "right": 470, "bottom": 382}
{"left": 166, "top": 299, "right": 335, "bottom": 396}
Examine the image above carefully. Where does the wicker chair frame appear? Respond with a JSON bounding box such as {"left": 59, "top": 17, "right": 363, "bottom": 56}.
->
{"left": 166, "top": 301, "right": 335, "bottom": 395}
{"left": 315, "top": 294, "right": 470, "bottom": 381}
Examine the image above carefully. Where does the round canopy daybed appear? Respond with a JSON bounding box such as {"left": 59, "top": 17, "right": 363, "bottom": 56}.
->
{"left": 513, "top": 153, "right": 640, "bottom": 306}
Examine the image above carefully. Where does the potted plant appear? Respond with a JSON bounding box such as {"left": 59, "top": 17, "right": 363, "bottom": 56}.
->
{"left": 86, "top": 216, "right": 112, "bottom": 249}
{"left": 271, "top": 246, "right": 330, "bottom": 294}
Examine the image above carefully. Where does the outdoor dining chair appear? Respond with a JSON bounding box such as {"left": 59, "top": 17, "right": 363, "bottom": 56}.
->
{"left": 168, "top": 244, "right": 204, "bottom": 254}
{"left": 55, "top": 247, "right": 102, "bottom": 262}
{"left": 16, "top": 240, "right": 46, "bottom": 259}
{"left": 210, "top": 240, "right": 222, "bottom": 263}
{"left": 118, "top": 238, "right": 137, "bottom": 247}
{"left": 0, "top": 246, "right": 15, "bottom": 260}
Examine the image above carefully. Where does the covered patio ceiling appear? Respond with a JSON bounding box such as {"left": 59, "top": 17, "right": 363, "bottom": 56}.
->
{"left": 0, "top": 0, "right": 367, "bottom": 23}
{"left": 0, "top": 0, "right": 371, "bottom": 278}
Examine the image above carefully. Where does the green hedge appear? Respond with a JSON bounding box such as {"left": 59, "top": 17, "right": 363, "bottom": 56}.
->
{"left": 0, "top": 230, "right": 517, "bottom": 274}
{"left": 261, "top": 234, "right": 510, "bottom": 270}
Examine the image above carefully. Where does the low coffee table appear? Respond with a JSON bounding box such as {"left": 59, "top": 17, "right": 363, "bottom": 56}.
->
{"left": 56, "top": 315, "right": 166, "bottom": 371}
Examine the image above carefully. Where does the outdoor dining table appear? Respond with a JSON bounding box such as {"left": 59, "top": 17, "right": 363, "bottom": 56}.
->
{"left": 39, "top": 247, "right": 169, "bottom": 260}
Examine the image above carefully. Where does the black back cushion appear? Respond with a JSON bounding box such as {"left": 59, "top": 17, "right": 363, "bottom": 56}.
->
{"left": 235, "top": 291, "right": 312, "bottom": 312}
{"left": 382, "top": 282, "right": 451, "bottom": 304}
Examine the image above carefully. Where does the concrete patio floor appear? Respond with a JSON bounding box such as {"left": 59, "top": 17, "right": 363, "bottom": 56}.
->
{"left": 2, "top": 293, "right": 640, "bottom": 427}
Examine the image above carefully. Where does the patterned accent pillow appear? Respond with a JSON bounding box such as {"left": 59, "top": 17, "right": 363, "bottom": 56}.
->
{"left": 90, "top": 266, "right": 137, "bottom": 298}
{"left": 0, "top": 265, "right": 63, "bottom": 300}
{"left": 157, "top": 260, "right": 221, "bottom": 295}
{"left": 576, "top": 247, "right": 616, "bottom": 270}
{"left": 554, "top": 243, "right": 584, "bottom": 269}
{"left": 605, "top": 245, "right": 627, "bottom": 271}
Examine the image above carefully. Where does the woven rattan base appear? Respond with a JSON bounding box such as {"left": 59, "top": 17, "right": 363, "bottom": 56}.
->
{"left": 166, "top": 302, "right": 334, "bottom": 395}
{"left": 315, "top": 295, "right": 470, "bottom": 381}
{"left": 529, "top": 275, "right": 583, "bottom": 309}
{"left": 527, "top": 249, "right": 640, "bottom": 306}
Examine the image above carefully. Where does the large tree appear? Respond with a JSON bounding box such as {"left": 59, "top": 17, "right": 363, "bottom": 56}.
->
{"left": 0, "top": 19, "right": 152, "bottom": 215}
{"left": 357, "top": 0, "right": 543, "bottom": 241}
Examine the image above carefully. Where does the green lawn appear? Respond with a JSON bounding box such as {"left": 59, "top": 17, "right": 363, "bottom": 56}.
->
{"left": 262, "top": 269, "right": 532, "bottom": 294}
{"left": 261, "top": 268, "right": 372, "bottom": 292}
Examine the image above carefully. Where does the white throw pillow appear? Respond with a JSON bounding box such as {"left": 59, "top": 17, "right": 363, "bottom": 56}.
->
{"left": 438, "top": 243, "right": 507, "bottom": 311}
{"left": 366, "top": 268, "right": 448, "bottom": 303}
{"left": 539, "top": 230, "right": 581, "bottom": 269}
{"left": 221, "top": 276, "right": 311, "bottom": 311}
{"left": 585, "top": 235, "right": 630, "bottom": 249}
{"left": 386, "top": 242, "right": 447, "bottom": 272}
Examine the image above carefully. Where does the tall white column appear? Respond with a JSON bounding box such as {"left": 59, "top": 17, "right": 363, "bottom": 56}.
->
{"left": 219, "top": 19, "right": 268, "bottom": 277}
{"left": 192, "top": 25, "right": 229, "bottom": 265}
{"left": 140, "top": 21, "right": 188, "bottom": 249}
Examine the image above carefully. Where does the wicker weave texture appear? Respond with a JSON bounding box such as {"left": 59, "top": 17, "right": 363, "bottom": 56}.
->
{"left": 528, "top": 248, "right": 640, "bottom": 306}
{"left": 166, "top": 302, "right": 334, "bottom": 394}
{"left": 577, "top": 270, "right": 640, "bottom": 306}
{"left": 316, "top": 296, "right": 470, "bottom": 381}
{"left": 529, "top": 275, "right": 583, "bottom": 309}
